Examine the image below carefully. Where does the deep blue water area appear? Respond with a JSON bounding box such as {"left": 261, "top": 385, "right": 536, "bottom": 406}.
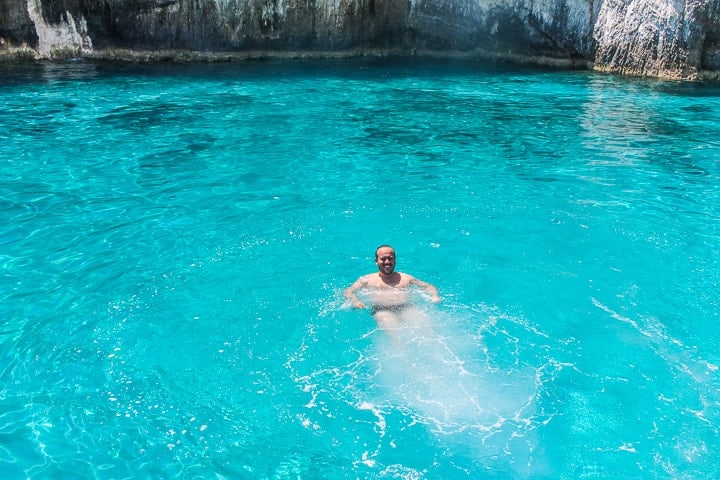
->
{"left": 1, "top": 58, "right": 720, "bottom": 479}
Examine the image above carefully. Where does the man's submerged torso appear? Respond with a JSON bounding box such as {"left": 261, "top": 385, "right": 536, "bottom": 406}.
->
{"left": 365, "top": 286, "right": 412, "bottom": 309}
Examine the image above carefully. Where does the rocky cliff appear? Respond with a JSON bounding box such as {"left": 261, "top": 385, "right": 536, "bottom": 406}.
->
{"left": 1, "top": 0, "right": 719, "bottom": 79}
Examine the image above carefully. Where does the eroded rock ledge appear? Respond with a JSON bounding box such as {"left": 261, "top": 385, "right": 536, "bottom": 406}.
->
{"left": 1, "top": 0, "right": 719, "bottom": 80}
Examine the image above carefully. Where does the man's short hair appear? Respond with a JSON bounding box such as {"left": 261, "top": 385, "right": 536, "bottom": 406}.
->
{"left": 375, "top": 244, "right": 395, "bottom": 260}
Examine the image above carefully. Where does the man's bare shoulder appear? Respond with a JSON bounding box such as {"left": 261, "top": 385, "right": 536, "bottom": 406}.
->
{"left": 358, "top": 273, "right": 382, "bottom": 286}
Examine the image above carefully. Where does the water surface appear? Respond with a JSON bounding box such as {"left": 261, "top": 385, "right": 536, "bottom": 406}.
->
{"left": 1, "top": 59, "right": 719, "bottom": 479}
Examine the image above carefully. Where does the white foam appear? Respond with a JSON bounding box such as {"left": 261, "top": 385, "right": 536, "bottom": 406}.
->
{"left": 360, "top": 304, "right": 544, "bottom": 471}
{"left": 289, "top": 298, "right": 553, "bottom": 476}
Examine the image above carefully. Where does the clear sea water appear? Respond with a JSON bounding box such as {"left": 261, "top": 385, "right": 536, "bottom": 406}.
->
{"left": 1, "top": 58, "right": 719, "bottom": 479}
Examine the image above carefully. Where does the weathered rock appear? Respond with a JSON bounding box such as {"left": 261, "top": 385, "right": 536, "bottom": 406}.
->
{"left": 0, "top": 0, "right": 719, "bottom": 79}
{"left": 593, "top": 0, "right": 720, "bottom": 79}
{"left": 0, "top": 0, "right": 38, "bottom": 52}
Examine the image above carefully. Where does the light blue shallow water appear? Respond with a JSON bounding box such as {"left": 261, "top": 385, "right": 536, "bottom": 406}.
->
{"left": 1, "top": 59, "right": 720, "bottom": 479}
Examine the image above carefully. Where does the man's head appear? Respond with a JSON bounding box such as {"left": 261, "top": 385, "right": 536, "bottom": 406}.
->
{"left": 375, "top": 245, "right": 396, "bottom": 276}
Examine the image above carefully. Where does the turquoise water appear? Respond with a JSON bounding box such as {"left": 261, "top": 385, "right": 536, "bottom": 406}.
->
{"left": 1, "top": 59, "right": 720, "bottom": 479}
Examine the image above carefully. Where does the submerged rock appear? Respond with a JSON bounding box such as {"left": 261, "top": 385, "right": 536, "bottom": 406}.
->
{"left": 0, "top": 0, "right": 719, "bottom": 79}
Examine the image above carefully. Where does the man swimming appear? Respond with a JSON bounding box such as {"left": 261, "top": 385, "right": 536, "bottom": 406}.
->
{"left": 345, "top": 245, "right": 440, "bottom": 329}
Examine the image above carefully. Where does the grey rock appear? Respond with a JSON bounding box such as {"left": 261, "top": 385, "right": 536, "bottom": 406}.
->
{"left": 593, "top": 0, "right": 720, "bottom": 79}
{"left": 0, "top": 0, "right": 719, "bottom": 79}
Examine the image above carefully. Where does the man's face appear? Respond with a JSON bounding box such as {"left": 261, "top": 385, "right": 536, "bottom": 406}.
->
{"left": 375, "top": 247, "right": 396, "bottom": 275}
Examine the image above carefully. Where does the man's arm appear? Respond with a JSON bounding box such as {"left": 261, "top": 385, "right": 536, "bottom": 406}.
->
{"left": 410, "top": 276, "right": 441, "bottom": 303}
{"left": 345, "top": 277, "right": 368, "bottom": 309}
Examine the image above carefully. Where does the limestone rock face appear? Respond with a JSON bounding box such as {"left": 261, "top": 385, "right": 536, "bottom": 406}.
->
{"left": 406, "top": 0, "right": 594, "bottom": 57}
{"left": 593, "top": 0, "right": 720, "bottom": 79}
{"left": 0, "top": 0, "right": 719, "bottom": 79}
